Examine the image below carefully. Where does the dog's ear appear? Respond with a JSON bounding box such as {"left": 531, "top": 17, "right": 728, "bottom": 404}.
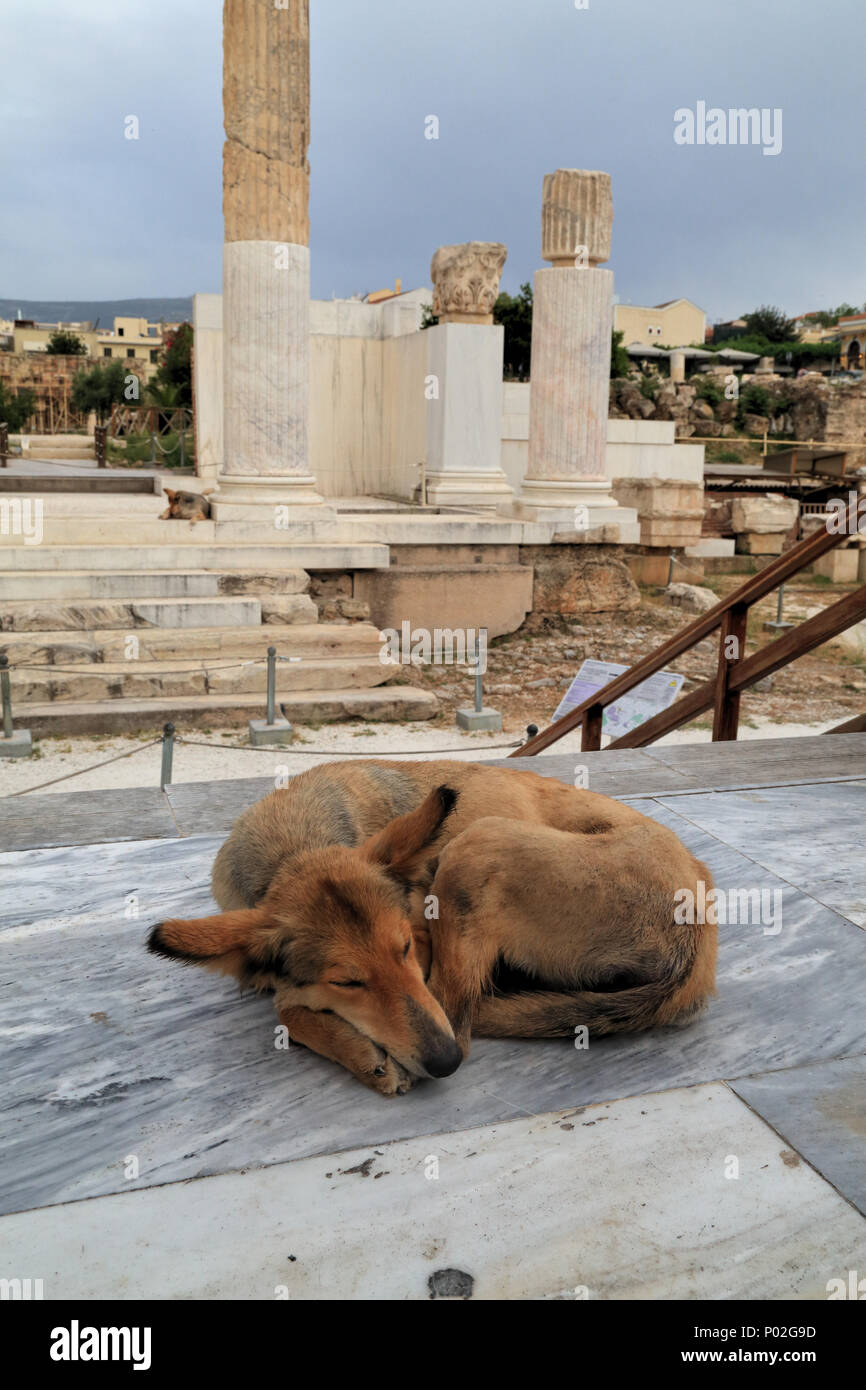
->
{"left": 164, "top": 488, "right": 176, "bottom": 501}
{"left": 359, "top": 785, "right": 458, "bottom": 879}
{"left": 147, "top": 907, "right": 268, "bottom": 972}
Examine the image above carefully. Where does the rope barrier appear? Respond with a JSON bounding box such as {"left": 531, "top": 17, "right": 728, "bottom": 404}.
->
{"left": 4, "top": 738, "right": 162, "bottom": 797}
{"left": 176, "top": 736, "right": 523, "bottom": 756}
{"left": 668, "top": 554, "right": 713, "bottom": 584}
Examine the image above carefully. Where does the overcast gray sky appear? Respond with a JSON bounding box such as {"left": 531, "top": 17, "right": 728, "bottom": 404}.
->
{"left": 2, "top": 0, "right": 863, "bottom": 322}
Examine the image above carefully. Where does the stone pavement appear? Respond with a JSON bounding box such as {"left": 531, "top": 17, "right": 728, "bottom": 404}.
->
{"left": 1, "top": 736, "right": 864, "bottom": 1298}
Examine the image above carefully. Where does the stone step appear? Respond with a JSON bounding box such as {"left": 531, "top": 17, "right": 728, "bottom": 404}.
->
{"left": 0, "top": 542, "right": 388, "bottom": 571}
{"left": 0, "top": 493, "right": 165, "bottom": 515}
{"left": 0, "top": 569, "right": 311, "bottom": 600}
{"left": 29, "top": 447, "right": 95, "bottom": 460}
{"left": 1, "top": 621, "right": 384, "bottom": 666}
{"left": 0, "top": 595, "right": 278, "bottom": 632}
{"left": 14, "top": 686, "right": 437, "bottom": 734}
{"left": 0, "top": 516, "right": 373, "bottom": 546}
{"left": 8, "top": 656, "right": 395, "bottom": 703}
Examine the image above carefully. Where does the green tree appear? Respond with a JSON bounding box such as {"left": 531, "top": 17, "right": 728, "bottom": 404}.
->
{"left": 44, "top": 329, "right": 87, "bottom": 355}
{"left": 494, "top": 282, "right": 533, "bottom": 380}
{"left": 0, "top": 381, "right": 36, "bottom": 430}
{"left": 610, "top": 329, "right": 630, "bottom": 378}
{"left": 152, "top": 322, "right": 193, "bottom": 405}
{"left": 743, "top": 305, "right": 798, "bottom": 343}
{"left": 145, "top": 380, "right": 182, "bottom": 408}
{"left": 70, "top": 361, "right": 129, "bottom": 423}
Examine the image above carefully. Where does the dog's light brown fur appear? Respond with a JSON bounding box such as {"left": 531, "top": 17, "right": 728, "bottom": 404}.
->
{"left": 148, "top": 760, "right": 717, "bottom": 1095}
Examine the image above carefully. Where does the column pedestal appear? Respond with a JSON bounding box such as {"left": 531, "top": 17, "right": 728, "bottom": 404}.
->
{"left": 424, "top": 324, "right": 513, "bottom": 510}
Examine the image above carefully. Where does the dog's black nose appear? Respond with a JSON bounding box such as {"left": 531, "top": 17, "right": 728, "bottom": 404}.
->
{"left": 423, "top": 1038, "right": 463, "bottom": 1078}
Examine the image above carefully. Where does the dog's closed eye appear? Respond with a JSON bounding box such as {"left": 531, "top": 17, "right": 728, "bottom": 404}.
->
{"left": 330, "top": 979, "right": 366, "bottom": 989}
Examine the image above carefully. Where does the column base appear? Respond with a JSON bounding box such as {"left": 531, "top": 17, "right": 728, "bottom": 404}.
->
{"left": 209, "top": 471, "right": 337, "bottom": 526}
{"left": 502, "top": 476, "right": 641, "bottom": 542}
{"left": 423, "top": 468, "right": 515, "bottom": 511}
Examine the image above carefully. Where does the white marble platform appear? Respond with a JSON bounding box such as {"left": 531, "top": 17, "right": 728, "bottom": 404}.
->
{"left": 1, "top": 1083, "right": 861, "bottom": 1301}
{"left": 1, "top": 737, "right": 864, "bottom": 1298}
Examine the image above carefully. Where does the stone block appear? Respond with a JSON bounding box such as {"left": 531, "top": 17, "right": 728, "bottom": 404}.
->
{"left": 735, "top": 531, "right": 787, "bottom": 556}
{"left": 0, "top": 729, "right": 33, "bottom": 758}
{"left": 354, "top": 564, "right": 533, "bottom": 640}
{"left": 730, "top": 495, "right": 799, "bottom": 535}
{"left": 455, "top": 706, "right": 503, "bottom": 732}
{"left": 520, "top": 547, "right": 639, "bottom": 616}
{"left": 248, "top": 717, "right": 294, "bottom": 747}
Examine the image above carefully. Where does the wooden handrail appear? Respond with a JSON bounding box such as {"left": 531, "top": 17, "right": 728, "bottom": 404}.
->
{"left": 511, "top": 493, "right": 864, "bottom": 756}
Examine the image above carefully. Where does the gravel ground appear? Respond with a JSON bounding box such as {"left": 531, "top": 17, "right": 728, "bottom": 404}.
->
{"left": 0, "top": 714, "right": 844, "bottom": 798}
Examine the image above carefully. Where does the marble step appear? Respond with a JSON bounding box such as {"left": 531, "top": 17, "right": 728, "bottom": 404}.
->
{"left": 0, "top": 595, "right": 270, "bottom": 631}
{"left": 0, "top": 516, "right": 377, "bottom": 546}
{"left": 0, "top": 569, "right": 310, "bottom": 600}
{"left": 15, "top": 685, "right": 438, "bottom": 733}
{"left": 0, "top": 622, "right": 384, "bottom": 665}
{"left": 27, "top": 446, "right": 95, "bottom": 460}
{"left": 9, "top": 656, "right": 395, "bottom": 703}
{"left": 0, "top": 594, "right": 329, "bottom": 632}
{"left": 0, "top": 542, "right": 388, "bottom": 571}
{"left": 0, "top": 492, "right": 165, "bottom": 515}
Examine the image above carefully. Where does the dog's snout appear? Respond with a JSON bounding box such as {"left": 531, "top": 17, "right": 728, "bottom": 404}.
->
{"left": 422, "top": 1037, "right": 463, "bottom": 1078}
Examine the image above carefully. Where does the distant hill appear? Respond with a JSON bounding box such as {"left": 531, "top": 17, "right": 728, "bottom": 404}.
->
{"left": 0, "top": 297, "right": 193, "bottom": 327}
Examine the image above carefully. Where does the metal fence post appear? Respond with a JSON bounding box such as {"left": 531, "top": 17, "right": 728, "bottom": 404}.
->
{"left": 249, "top": 648, "right": 294, "bottom": 745}
{"left": 456, "top": 628, "right": 502, "bottom": 732}
{"left": 160, "top": 722, "right": 175, "bottom": 789}
{"left": 266, "top": 646, "right": 276, "bottom": 726}
{"left": 0, "top": 654, "right": 33, "bottom": 757}
{"left": 0, "top": 655, "right": 13, "bottom": 740}
{"left": 0, "top": 422, "right": 8, "bottom": 469}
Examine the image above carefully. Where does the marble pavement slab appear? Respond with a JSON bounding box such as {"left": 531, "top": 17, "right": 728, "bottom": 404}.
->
{"left": 656, "top": 781, "right": 866, "bottom": 928}
{"left": 729, "top": 1056, "right": 866, "bottom": 1217}
{"left": 644, "top": 732, "right": 866, "bottom": 790}
{"left": 1, "top": 1082, "right": 862, "bottom": 1300}
{"left": 0, "top": 785, "right": 178, "bottom": 851}
{"left": 495, "top": 750, "right": 695, "bottom": 798}
{"left": 2, "top": 802, "right": 865, "bottom": 1217}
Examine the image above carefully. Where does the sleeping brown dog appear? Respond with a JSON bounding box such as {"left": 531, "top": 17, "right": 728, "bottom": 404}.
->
{"left": 159, "top": 487, "right": 214, "bottom": 522}
{"left": 147, "top": 760, "right": 717, "bottom": 1096}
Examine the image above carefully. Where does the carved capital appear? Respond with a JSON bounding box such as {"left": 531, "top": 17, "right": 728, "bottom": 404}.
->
{"left": 541, "top": 169, "right": 612, "bottom": 267}
{"left": 431, "top": 241, "right": 507, "bottom": 324}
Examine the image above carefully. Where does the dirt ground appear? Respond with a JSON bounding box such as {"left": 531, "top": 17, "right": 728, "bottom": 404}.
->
{"left": 410, "top": 573, "right": 866, "bottom": 737}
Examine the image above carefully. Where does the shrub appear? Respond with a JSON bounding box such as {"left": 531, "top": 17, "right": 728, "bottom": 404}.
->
{"left": 0, "top": 381, "right": 36, "bottom": 430}
{"left": 694, "top": 376, "right": 724, "bottom": 406}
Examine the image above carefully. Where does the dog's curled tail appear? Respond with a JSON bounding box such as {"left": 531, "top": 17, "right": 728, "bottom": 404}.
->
{"left": 478, "top": 920, "right": 717, "bottom": 1039}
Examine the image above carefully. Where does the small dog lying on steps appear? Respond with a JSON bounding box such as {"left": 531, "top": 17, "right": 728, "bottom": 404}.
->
{"left": 159, "top": 487, "right": 213, "bottom": 522}
{"left": 147, "top": 760, "right": 717, "bottom": 1096}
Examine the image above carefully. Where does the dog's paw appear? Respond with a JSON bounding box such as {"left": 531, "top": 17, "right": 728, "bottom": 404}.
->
{"left": 359, "top": 1048, "right": 417, "bottom": 1097}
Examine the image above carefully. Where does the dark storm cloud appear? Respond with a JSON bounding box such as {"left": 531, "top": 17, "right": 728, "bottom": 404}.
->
{"left": 1, "top": 0, "right": 863, "bottom": 321}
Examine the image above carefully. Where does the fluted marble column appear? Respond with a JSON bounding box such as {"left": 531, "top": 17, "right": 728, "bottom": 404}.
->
{"left": 213, "top": 0, "right": 331, "bottom": 522}
{"left": 510, "top": 170, "right": 638, "bottom": 540}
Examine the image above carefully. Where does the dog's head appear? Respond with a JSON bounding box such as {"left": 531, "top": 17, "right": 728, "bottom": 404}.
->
{"left": 148, "top": 785, "right": 463, "bottom": 1080}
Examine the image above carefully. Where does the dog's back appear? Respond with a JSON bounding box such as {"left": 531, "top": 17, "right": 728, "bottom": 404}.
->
{"left": 211, "top": 758, "right": 645, "bottom": 911}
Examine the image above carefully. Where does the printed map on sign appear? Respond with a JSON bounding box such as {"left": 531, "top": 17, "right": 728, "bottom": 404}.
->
{"left": 552, "top": 659, "right": 685, "bottom": 738}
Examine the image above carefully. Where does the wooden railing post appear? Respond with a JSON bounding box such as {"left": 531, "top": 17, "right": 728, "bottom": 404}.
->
{"left": 581, "top": 705, "right": 604, "bottom": 751}
{"left": 712, "top": 602, "right": 749, "bottom": 741}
